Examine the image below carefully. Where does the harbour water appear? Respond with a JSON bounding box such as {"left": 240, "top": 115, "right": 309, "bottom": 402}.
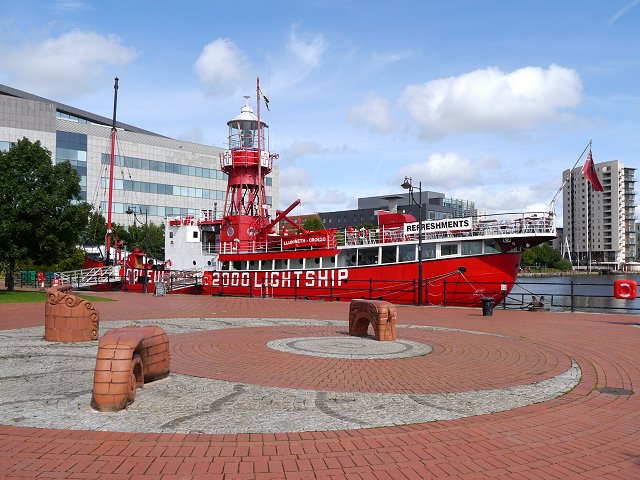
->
{"left": 508, "top": 274, "right": 640, "bottom": 313}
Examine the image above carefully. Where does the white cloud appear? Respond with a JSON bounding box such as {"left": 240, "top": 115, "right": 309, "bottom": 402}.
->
{"left": 347, "top": 93, "right": 394, "bottom": 133}
{"left": 399, "top": 152, "right": 478, "bottom": 189}
{"left": 283, "top": 141, "right": 329, "bottom": 162}
{"left": 450, "top": 185, "right": 552, "bottom": 213}
{"left": 287, "top": 26, "right": 325, "bottom": 69}
{"left": 194, "top": 39, "right": 248, "bottom": 97}
{"left": 0, "top": 30, "right": 136, "bottom": 98}
{"left": 399, "top": 64, "right": 582, "bottom": 139}
{"left": 267, "top": 26, "right": 326, "bottom": 92}
{"left": 279, "top": 166, "right": 350, "bottom": 212}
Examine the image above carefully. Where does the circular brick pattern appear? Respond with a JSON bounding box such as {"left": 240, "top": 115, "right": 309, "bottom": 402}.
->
{"left": 171, "top": 324, "right": 573, "bottom": 393}
{"left": 266, "top": 336, "right": 433, "bottom": 359}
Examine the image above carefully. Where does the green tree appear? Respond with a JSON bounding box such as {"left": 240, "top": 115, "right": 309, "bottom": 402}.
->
{"left": 0, "top": 138, "right": 90, "bottom": 290}
{"left": 522, "top": 244, "right": 572, "bottom": 271}
{"left": 121, "top": 222, "right": 165, "bottom": 261}
{"left": 80, "top": 210, "right": 108, "bottom": 246}
{"left": 302, "top": 216, "right": 325, "bottom": 231}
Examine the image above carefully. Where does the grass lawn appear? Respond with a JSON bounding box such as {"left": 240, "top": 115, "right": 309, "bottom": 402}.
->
{"left": 0, "top": 290, "right": 114, "bottom": 304}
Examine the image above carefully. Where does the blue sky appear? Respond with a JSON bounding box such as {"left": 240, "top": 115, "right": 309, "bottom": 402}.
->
{"left": 1, "top": 1, "right": 639, "bottom": 220}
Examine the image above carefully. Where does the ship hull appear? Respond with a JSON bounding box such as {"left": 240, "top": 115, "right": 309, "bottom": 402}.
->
{"left": 196, "top": 252, "right": 521, "bottom": 307}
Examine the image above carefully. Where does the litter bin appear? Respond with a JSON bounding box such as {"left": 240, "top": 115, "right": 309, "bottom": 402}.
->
{"left": 481, "top": 297, "right": 494, "bottom": 316}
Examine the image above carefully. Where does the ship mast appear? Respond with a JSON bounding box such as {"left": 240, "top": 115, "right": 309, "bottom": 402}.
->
{"left": 104, "top": 77, "right": 118, "bottom": 265}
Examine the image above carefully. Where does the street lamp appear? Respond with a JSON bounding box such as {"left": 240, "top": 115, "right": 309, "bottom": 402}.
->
{"left": 401, "top": 176, "right": 423, "bottom": 306}
{"left": 126, "top": 206, "right": 149, "bottom": 294}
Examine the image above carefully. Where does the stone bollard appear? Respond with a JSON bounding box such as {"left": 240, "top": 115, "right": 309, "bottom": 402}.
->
{"left": 44, "top": 285, "right": 99, "bottom": 342}
{"left": 91, "top": 325, "right": 170, "bottom": 412}
{"left": 349, "top": 299, "right": 397, "bottom": 341}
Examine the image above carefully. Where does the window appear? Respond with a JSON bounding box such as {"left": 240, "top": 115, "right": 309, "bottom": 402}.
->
{"left": 381, "top": 246, "right": 397, "bottom": 264}
{"left": 398, "top": 244, "right": 416, "bottom": 261}
{"left": 483, "top": 240, "right": 500, "bottom": 254}
{"left": 440, "top": 243, "right": 458, "bottom": 256}
{"left": 321, "top": 256, "right": 335, "bottom": 268}
{"left": 461, "top": 241, "right": 482, "bottom": 256}
{"left": 421, "top": 243, "right": 436, "bottom": 259}
{"left": 337, "top": 249, "right": 357, "bottom": 267}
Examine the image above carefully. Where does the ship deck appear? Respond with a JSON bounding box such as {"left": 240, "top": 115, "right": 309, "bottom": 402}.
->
{"left": 1, "top": 292, "right": 637, "bottom": 479}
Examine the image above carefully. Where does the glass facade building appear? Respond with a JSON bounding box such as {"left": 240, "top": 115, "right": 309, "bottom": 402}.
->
{"left": 0, "top": 83, "right": 280, "bottom": 227}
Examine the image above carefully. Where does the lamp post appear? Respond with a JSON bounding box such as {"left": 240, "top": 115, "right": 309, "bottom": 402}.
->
{"left": 126, "top": 206, "right": 149, "bottom": 294}
{"left": 401, "top": 176, "right": 423, "bottom": 306}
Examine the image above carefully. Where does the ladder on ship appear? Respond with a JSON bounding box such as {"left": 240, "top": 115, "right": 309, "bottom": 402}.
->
{"left": 55, "top": 266, "right": 122, "bottom": 289}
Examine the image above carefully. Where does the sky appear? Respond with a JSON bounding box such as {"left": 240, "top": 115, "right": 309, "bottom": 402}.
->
{"left": 1, "top": 0, "right": 639, "bottom": 222}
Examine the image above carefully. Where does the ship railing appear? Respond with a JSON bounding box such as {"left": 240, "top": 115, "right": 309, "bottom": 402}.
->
{"left": 193, "top": 275, "right": 639, "bottom": 315}
{"left": 165, "top": 270, "right": 201, "bottom": 292}
{"left": 218, "top": 236, "right": 338, "bottom": 255}
{"left": 336, "top": 212, "right": 556, "bottom": 246}
{"left": 55, "top": 265, "right": 122, "bottom": 289}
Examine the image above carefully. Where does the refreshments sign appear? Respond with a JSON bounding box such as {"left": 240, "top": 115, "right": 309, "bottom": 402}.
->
{"left": 404, "top": 217, "right": 473, "bottom": 235}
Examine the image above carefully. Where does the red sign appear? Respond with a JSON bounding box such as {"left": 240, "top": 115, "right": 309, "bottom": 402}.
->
{"left": 282, "top": 232, "right": 330, "bottom": 249}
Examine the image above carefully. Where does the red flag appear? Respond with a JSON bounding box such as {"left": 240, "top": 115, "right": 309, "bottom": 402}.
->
{"left": 582, "top": 150, "right": 604, "bottom": 192}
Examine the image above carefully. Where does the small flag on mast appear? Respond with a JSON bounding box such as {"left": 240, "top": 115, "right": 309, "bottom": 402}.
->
{"left": 260, "top": 90, "right": 270, "bottom": 111}
{"left": 582, "top": 150, "right": 604, "bottom": 192}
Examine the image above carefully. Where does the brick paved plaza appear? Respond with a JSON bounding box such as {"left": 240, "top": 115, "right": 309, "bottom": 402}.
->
{"left": 0, "top": 292, "right": 638, "bottom": 479}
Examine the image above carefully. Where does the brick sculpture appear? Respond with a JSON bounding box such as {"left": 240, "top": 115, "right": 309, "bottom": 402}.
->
{"left": 349, "top": 299, "right": 397, "bottom": 341}
{"left": 44, "top": 285, "right": 99, "bottom": 342}
{"left": 91, "top": 325, "right": 170, "bottom": 412}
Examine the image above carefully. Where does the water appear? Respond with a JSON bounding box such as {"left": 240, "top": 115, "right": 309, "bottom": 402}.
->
{"left": 508, "top": 274, "right": 640, "bottom": 314}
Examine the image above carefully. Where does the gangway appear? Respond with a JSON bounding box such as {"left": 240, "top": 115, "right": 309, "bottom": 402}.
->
{"left": 56, "top": 266, "right": 122, "bottom": 289}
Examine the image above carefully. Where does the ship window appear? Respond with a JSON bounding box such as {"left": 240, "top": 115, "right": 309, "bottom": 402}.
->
{"left": 232, "top": 261, "right": 245, "bottom": 270}
{"left": 421, "top": 243, "right": 436, "bottom": 259}
{"left": 483, "top": 240, "right": 500, "bottom": 254}
{"left": 381, "top": 246, "right": 396, "bottom": 264}
{"left": 261, "top": 260, "right": 274, "bottom": 270}
{"left": 307, "top": 257, "right": 321, "bottom": 270}
{"left": 249, "top": 260, "right": 259, "bottom": 271}
{"left": 275, "top": 259, "right": 288, "bottom": 270}
{"left": 440, "top": 244, "right": 458, "bottom": 256}
{"left": 337, "top": 249, "right": 357, "bottom": 267}
{"left": 193, "top": 231, "right": 199, "bottom": 239}
{"left": 321, "top": 256, "right": 335, "bottom": 268}
{"left": 358, "top": 247, "right": 378, "bottom": 266}
{"left": 169, "top": 232, "right": 174, "bottom": 239}
{"left": 398, "top": 244, "right": 416, "bottom": 262}
{"left": 461, "top": 241, "right": 482, "bottom": 256}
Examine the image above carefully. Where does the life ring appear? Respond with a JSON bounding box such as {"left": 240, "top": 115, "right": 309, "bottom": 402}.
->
{"left": 165, "top": 259, "right": 173, "bottom": 268}
{"left": 614, "top": 279, "right": 638, "bottom": 299}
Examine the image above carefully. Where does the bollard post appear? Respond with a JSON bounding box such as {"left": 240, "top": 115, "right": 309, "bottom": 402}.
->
{"left": 570, "top": 280, "right": 575, "bottom": 312}
{"left": 443, "top": 279, "right": 447, "bottom": 306}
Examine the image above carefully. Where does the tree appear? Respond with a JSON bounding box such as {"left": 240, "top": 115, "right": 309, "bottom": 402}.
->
{"left": 120, "top": 222, "right": 165, "bottom": 261}
{"left": 0, "top": 138, "right": 90, "bottom": 290}
{"left": 302, "top": 216, "right": 325, "bottom": 231}
{"left": 522, "top": 244, "right": 572, "bottom": 271}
